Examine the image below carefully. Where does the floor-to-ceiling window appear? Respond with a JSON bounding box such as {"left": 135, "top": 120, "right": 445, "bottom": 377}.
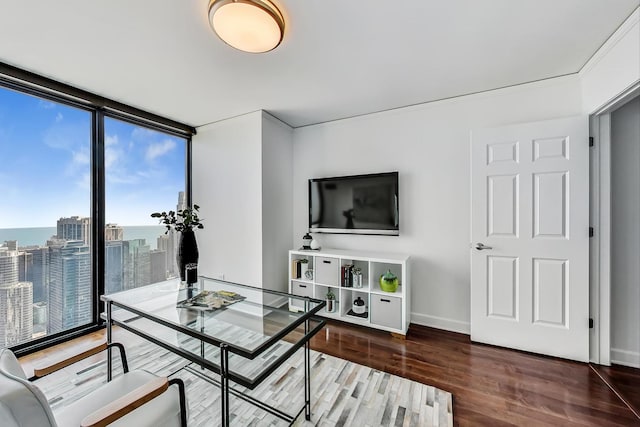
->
{"left": 0, "top": 69, "right": 192, "bottom": 353}
{"left": 0, "top": 86, "right": 92, "bottom": 348}
{"left": 104, "top": 117, "right": 186, "bottom": 294}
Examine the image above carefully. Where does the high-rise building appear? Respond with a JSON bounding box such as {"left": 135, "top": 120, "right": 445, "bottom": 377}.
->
{"left": 47, "top": 237, "right": 67, "bottom": 247}
{"left": 0, "top": 282, "right": 34, "bottom": 347}
{"left": 176, "top": 191, "right": 186, "bottom": 212}
{"left": 32, "top": 301, "right": 47, "bottom": 338}
{"left": 163, "top": 191, "right": 186, "bottom": 278}
{"left": 123, "top": 239, "right": 150, "bottom": 290}
{"left": 48, "top": 240, "right": 91, "bottom": 334}
{"left": 150, "top": 249, "right": 167, "bottom": 283}
{"left": 0, "top": 247, "right": 18, "bottom": 286}
{"left": 24, "top": 246, "right": 49, "bottom": 304}
{"left": 157, "top": 233, "right": 178, "bottom": 278}
{"left": 105, "top": 224, "right": 124, "bottom": 241}
{"left": 57, "top": 216, "right": 91, "bottom": 245}
{"left": 0, "top": 247, "right": 34, "bottom": 347}
{"left": 105, "top": 240, "right": 124, "bottom": 294}
{"left": 17, "top": 250, "right": 32, "bottom": 282}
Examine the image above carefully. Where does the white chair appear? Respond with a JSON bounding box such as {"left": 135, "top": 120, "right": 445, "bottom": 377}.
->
{"left": 0, "top": 343, "right": 187, "bottom": 427}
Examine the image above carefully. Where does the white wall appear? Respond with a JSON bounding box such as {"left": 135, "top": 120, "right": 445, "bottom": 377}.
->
{"left": 292, "top": 75, "right": 583, "bottom": 333}
{"left": 262, "top": 112, "right": 294, "bottom": 292}
{"left": 581, "top": 8, "right": 640, "bottom": 114}
{"left": 610, "top": 96, "right": 640, "bottom": 367}
{"left": 192, "top": 111, "right": 263, "bottom": 286}
{"left": 192, "top": 111, "right": 293, "bottom": 291}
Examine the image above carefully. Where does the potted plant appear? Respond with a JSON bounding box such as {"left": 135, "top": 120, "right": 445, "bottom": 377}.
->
{"left": 151, "top": 205, "right": 204, "bottom": 283}
{"left": 325, "top": 289, "right": 336, "bottom": 313}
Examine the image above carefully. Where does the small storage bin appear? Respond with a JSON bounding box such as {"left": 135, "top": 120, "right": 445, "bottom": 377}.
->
{"left": 291, "top": 281, "right": 313, "bottom": 298}
{"left": 315, "top": 257, "right": 339, "bottom": 286}
{"left": 370, "top": 294, "right": 402, "bottom": 330}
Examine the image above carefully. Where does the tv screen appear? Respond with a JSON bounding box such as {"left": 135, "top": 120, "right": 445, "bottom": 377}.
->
{"left": 309, "top": 172, "right": 399, "bottom": 235}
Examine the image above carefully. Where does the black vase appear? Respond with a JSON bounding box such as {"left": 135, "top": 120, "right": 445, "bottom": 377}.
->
{"left": 177, "top": 229, "right": 199, "bottom": 282}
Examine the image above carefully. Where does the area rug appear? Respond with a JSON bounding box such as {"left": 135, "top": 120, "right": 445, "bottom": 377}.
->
{"left": 35, "top": 337, "right": 453, "bottom": 426}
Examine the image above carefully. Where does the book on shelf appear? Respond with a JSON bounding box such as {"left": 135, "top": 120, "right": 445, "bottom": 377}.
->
{"left": 291, "top": 259, "right": 302, "bottom": 279}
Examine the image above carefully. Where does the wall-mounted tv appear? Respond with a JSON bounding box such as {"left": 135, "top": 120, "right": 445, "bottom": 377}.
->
{"left": 309, "top": 172, "right": 399, "bottom": 235}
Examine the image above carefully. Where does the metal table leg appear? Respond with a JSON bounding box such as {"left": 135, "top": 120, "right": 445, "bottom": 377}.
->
{"left": 200, "top": 311, "right": 205, "bottom": 370}
{"left": 305, "top": 324, "right": 311, "bottom": 420}
{"left": 304, "top": 301, "right": 311, "bottom": 421}
{"left": 106, "top": 300, "right": 113, "bottom": 382}
{"left": 220, "top": 343, "right": 230, "bottom": 427}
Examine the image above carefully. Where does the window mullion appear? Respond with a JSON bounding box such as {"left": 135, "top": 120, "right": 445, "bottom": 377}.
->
{"left": 93, "top": 109, "right": 106, "bottom": 324}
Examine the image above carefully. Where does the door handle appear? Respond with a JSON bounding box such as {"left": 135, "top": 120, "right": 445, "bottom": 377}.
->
{"left": 475, "top": 243, "right": 493, "bottom": 251}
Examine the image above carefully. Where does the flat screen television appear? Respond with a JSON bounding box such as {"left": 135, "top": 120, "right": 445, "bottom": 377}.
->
{"left": 309, "top": 172, "right": 399, "bottom": 235}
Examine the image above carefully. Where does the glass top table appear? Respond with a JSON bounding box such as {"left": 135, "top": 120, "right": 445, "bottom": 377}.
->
{"left": 101, "top": 276, "right": 326, "bottom": 426}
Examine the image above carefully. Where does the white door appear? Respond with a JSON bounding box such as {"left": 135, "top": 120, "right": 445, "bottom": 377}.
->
{"left": 471, "top": 116, "right": 590, "bottom": 362}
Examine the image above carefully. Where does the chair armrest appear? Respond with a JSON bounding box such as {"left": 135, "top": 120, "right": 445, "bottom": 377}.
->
{"left": 32, "top": 342, "right": 128, "bottom": 379}
{"left": 80, "top": 377, "right": 169, "bottom": 427}
{"left": 33, "top": 343, "right": 108, "bottom": 378}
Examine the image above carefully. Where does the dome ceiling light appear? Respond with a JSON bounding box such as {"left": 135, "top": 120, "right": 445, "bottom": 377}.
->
{"left": 208, "top": 0, "right": 285, "bottom": 53}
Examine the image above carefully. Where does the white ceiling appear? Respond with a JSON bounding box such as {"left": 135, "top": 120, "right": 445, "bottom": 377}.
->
{"left": 0, "top": 1, "right": 637, "bottom": 128}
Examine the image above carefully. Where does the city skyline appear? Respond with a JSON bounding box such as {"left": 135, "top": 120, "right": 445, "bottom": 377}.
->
{"left": 0, "top": 86, "right": 186, "bottom": 228}
{"left": 0, "top": 212, "right": 182, "bottom": 347}
{"left": 0, "top": 84, "right": 186, "bottom": 348}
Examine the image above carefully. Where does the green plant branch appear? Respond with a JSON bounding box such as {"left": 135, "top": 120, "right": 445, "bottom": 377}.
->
{"left": 151, "top": 204, "right": 204, "bottom": 233}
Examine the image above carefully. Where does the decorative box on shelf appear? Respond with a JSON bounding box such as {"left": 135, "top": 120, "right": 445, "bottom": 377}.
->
{"left": 288, "top": 248, "right": 410, "bottom": 336}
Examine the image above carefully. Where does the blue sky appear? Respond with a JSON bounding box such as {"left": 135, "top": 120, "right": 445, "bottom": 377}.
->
{"left": 0, "top": 86, "right": 185, "bottom": 228}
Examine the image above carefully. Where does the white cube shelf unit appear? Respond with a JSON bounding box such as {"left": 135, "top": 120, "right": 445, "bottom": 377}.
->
{"left": 289, "top": 248, "right": 410, "bottom": 335}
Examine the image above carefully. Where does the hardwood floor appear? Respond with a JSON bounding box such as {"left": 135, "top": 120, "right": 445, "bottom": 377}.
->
{"left": 310, "top": 322, "right": 640, "bottom": 426}
{"left": 19, "top": 321, "right": 640, "bottom": 426}
{"left": 592, "top": 363, "right": 640, "bottom": 420}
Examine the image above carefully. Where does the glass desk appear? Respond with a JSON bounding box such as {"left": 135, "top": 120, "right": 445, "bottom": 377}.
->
{"left": 101, "top": 277, "right": 326, "bottom": 426}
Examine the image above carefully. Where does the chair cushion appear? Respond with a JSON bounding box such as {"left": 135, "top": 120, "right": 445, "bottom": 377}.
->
{"left": 54, "top": 370, "right": 183, "bottom": 427}
{"left": 0, "top": 348, "right": 57, "bottom": 427}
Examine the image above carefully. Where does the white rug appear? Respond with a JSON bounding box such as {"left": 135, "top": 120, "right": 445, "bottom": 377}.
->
{"left": 35, "top": 338, "right": 453, "bottom": 426}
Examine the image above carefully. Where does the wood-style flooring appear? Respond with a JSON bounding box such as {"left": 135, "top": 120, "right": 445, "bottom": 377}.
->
{"left": 19, "top": 321, "right": 640, "bottom": 426}
{"left": 311, "top": 322, "right": 640, "bottom": 426}
{"left": 592, "top": 363, "right": 640, "bottom": 420}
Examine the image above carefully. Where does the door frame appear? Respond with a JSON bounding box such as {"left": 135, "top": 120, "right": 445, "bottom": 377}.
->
{"left": 589, "top": 81, "right": 640, "bottom": 365}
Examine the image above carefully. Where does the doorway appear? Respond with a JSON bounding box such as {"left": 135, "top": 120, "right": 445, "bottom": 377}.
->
{"left": 610, "top": 95, "right": 640, "bottom": 369}
{"left": 590, "top": 91, "right": 640, "bottom": 417}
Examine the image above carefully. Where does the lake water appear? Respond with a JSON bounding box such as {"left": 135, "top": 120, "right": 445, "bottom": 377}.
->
{"left": 0, "top": 225, "right": 167, "bottom": 250}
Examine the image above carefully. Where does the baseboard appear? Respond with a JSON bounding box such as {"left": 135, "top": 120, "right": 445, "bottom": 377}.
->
{"left": 411, "top": 313, "right": 470, "bottom": 335}
{"left": 611, "top": 348, "right": 640, "bottom": 368}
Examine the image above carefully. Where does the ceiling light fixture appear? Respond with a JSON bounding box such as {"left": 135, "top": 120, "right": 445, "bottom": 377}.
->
{"left": 208, "top": 0, "right": 285, "bottom": 53}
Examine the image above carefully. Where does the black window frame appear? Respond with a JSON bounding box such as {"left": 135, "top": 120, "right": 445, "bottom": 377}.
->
{"left": 0, "top": 62, "right": 195, "bottom": 356}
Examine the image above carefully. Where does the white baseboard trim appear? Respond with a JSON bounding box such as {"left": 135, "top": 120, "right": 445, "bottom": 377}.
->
{"left": 611, "top": 348, "right": 640, "bottom": 368}
{"left": 411, "top": 313, "right": 470, "bottom": 335}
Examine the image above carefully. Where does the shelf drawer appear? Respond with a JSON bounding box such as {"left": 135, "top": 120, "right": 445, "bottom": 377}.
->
{"left": 370, "top": 294, "right": 402, "bottom": 330}
{"left": 315, "top": 257, "right": 339, "bottom": 286}
{"left": 291, "top": 281, "right": 313, "bottom": 298}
